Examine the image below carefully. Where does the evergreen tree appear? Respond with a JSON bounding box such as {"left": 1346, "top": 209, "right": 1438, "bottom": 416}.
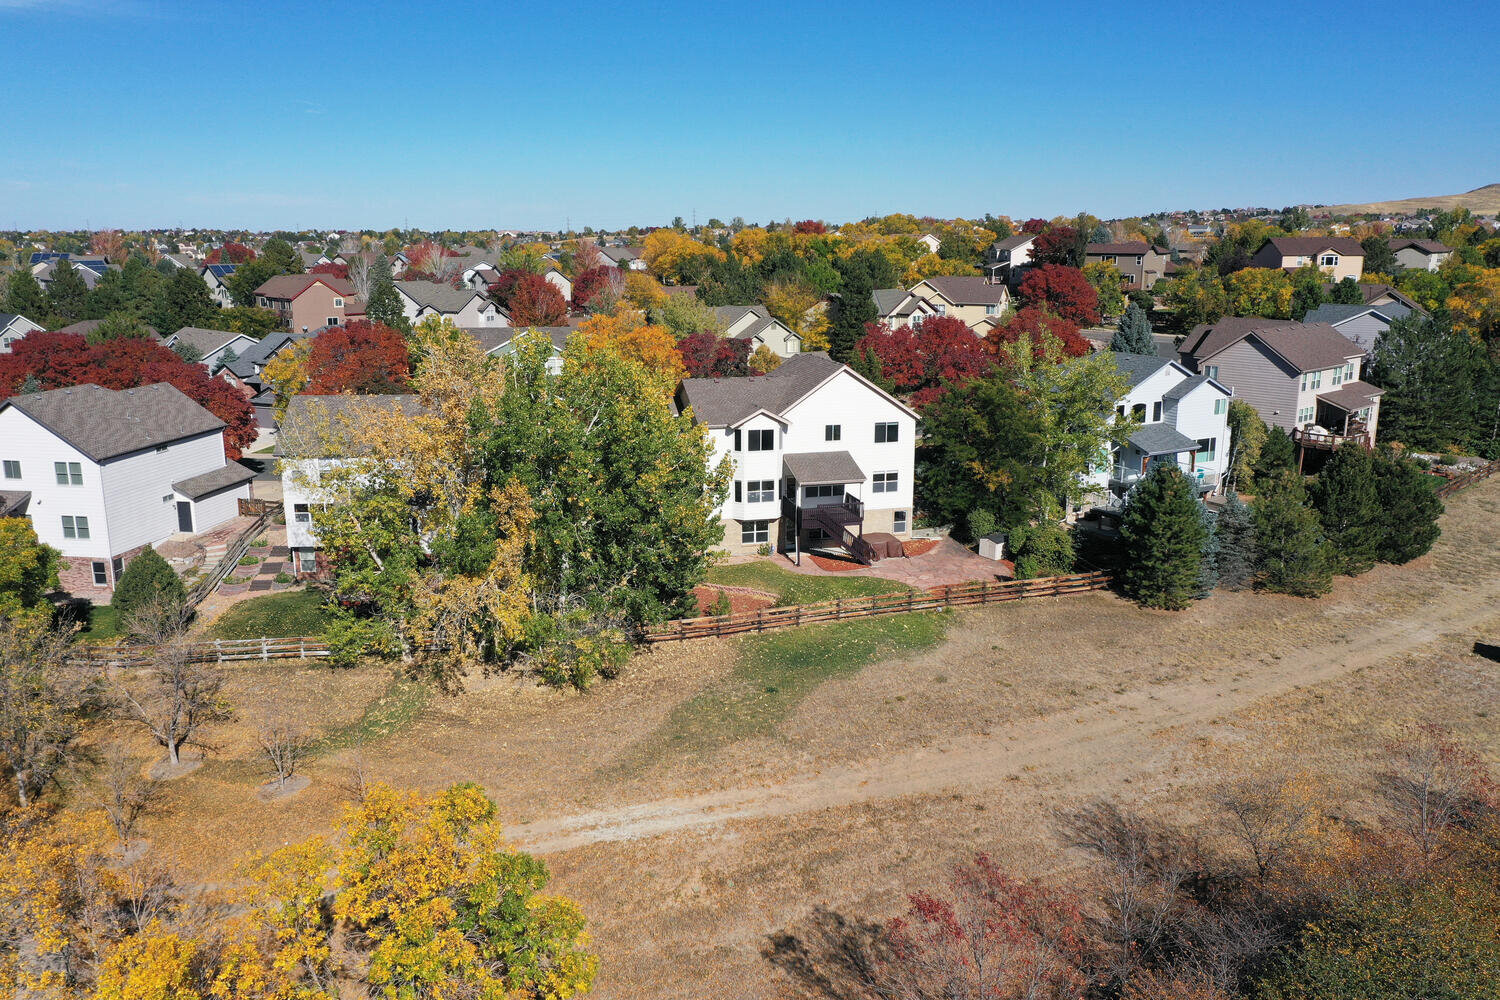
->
{"left": 1329, "top": 276, "right": 1364, "bottom": 304}
{"left": 1372, "top": 450, "right": 1443, "bottom": 564}
{"left": 826, "top": 287, "right": 876, "bottom": 363}
{"left": 1254, "top": 426, "right": 1297, "bottom": 486}
{"left": 1289, "top": 264, "right": 1326, "bottom": 320}
{"left": 46, "top": 259, "right": 90, "bottom": 322}
{"left": 365, "top": 277, "right": 410, "bottom": 334}
{"left": 1119, "top": 463, "right": 1206, "bottom": 609}
{"left": 85, "top": 312, "right": 154, "bottom": 344}
{"left": 1215, "top": 490, "right": 1258, "bottom": 590}
{"left": 111, "top": 546, "right": 186, "bottom": 618}
{"left": 4, "top": 269, "right": 47, "bottom": 318}
{"left": 150, "top": 268, "right": 217, "bottom": 333}
{"left": 1197, "top": 501, "right": 1220, "bottom": 597}
{"left": 1360, "top": 235, "right": 1399, "bottom": 277}
{"left": 1110, "top": 302, "right": 1155, "bottom": 354}
{"left": 1368, "top": 314, "right": 1497, "bottom": 456}
{"left": 1253, "top": 473, "right": 1332, "bottom": 597}
{"left": 1308, "top": 442, "right": 1382, "bottom": 575}
{"left": 259, "top": 238, "right": 303, "bottom": 274}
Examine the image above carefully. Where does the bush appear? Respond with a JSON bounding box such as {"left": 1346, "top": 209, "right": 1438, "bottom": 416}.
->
{"left": 237, "top": 554, "right": 260, "bottom": 567}
{"left": 1439, "top": 452, "right": 1459, "bottom": 466}
{"left": 1010, "top": 501, "right": 1075, "bottom": 579}
{"left": 967, "top": 509, "right": 997, "bottom": 543}
{"left": 273, "top": 572, "right": 295, "bottom": 585}
{"left": 250, "top": 536, "right": 269, "bottom": 548}
{"left": 111, "top": 546, "right": 185, "bottom": 617}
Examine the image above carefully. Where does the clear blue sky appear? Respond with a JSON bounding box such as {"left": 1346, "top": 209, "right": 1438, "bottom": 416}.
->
{"left": 5, "top": 0, "right": 1497, "bottom": 231}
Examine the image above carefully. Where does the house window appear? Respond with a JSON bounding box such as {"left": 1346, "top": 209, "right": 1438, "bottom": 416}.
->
{"left": 1102, "top": 255, "right": 1116, "bottom": 264}
{"left": 1131, "top": 403, "right": 1146, "bottom": 421}
{"left": 825, "top": 424, "right": 841, "bottom": 442}
{"left": 933, "top": 304, "right": 946, "bottom": 316}
{"left": 741, "top": 519, "right": 769, "bottom": 544}
{"left": 746, "top": 428, "right": 774, "bottom": 451}
{"left": 893, "top": 510, "right": 908, "bottom": 533}
{"left": 1297, "top": 406, "right": 1315, "bottom": 425}
{"left": 746, "top": 480, "right": 775, "bottom": 503}
{"left": 1, "top": 460, "right": 18, "bottom": 479}
{"left": 1152, "top": 401, "right": 1162, "bottom": 422}
{"left": 804, "top": 484, "right": 838, "bottom": 500}
{"left": 92, "top": 561, "right": 107, "bottom": 586}
{"left": 333, "top": 297, "right": 344, "bottom": 307}
{"left": 293, "top": 503, "right": 311, "bottom": 524}
{"left": 155, "top": 444, "right": 168, "bottom": 453}
{"left": 112, "top": 556, "right": 123, "bottom": 579}
{"left": 1116, "top": 405, "right": 1126, "bottom": 418}
{"left": 1121, "top": 273, "right": 1136, "bottom": 284}
{"left": 985, "top": 304, "right": 998, "bottom": 316}
{"left": 54, "top": 461, "right": 82, "bottom": 485}
{"left": 1310, "top": 370, "right": 1322, "bottom": 389}
{"left": 873, "top": 471, "right": 898, "bottom": 494}
{"left": 875, "top": 422, "right": 899, "bottom": 443}
{"left": 734, "top": 480, "right": 741, "bottom": 502}
{"left": 326, "top": 317, "right": 339, "bottom": 327}
{"left": 1344, "top": 362, "right": 1355, "bottom": 381}
{"left": 1214, "top": 398, "right": 1227, "bottom": 415}
{"left": 1205, "top": 365, "right": 1219, "bottom": 380}
{"left": 61, "top": 515, "right": 89, "bottom": 539}
{"left": 1331, "top": 367, "right": 1343, "bottom": 386}
{"left": 1320, "top": 254, "right": 1339, "bottom": 267}
{"left": 1197, "top": 437, "right": 1217, "bottom": 461}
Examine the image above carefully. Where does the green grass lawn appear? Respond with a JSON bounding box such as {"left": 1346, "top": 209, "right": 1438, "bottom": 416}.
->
{"left": 206, "top": 590, "right": 331, "bottom": 639}
{"left": 706, "top": 561, "right": 910, "bottom": 606}
{"left": 76, "top": 603, "right": 124, "bottom": 643}
{"left": 312, "top": 671, "right": 429, "bottom": 755}
{"left": 1423, "top": 472, "right": 1449, "bottom": 491}
{"left": 628, "top": 612, "right": 948, "bottom": 765}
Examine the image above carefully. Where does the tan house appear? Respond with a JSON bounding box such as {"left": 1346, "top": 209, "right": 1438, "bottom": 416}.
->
{"left": 1249, "top": 237, "right": 1364, "bottom": 282}
{"left": 906, "top": 276, "right": 1010, "bottom": 333}
{"left": 254, "top": 275, "right": 365, "bottom": 333}
{"left": 1084, "top": 242, "right": 1171, "bottom": 289}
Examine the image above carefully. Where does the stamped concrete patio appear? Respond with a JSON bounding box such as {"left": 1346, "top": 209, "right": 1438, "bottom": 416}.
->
{"left": 762, "top": 536, "right": 1013, "bottom": 588}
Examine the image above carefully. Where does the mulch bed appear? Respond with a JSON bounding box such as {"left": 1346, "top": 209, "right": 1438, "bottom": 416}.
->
{"left": 808, "top": 553, "right": 864, "bottom": 572}
{"left": 693, "top": 586, "right": 776, "bottom": 616}
{"left": 902, "top": 538, "right": 940, "bottom": 557}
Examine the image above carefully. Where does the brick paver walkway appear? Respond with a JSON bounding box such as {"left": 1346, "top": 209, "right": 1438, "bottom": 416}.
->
{"left": 192, "top": 524, "right": 303, "bottom": 628}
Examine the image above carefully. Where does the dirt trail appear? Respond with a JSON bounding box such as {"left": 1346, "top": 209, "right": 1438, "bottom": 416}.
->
{"left": 514, "top": 566, "right": 1500, "bottom": 854}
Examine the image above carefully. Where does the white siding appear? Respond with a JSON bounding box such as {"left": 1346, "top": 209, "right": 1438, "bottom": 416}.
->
{"left": 185, "top": 483, "right": 248, "bottom": 534}
{"left": 781, "top": 370, "right": 916, "bottom": 516}
{"left": 101, "top": 430, "right": 228, "bottom": 553}
{"left": 0, "top": 409, "right": 112, "bottom": 558}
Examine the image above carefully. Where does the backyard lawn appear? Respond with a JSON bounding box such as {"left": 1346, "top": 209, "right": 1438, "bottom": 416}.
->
{"left": 206, "top": 589, "right": 331, "bottom": 639}
{"left": 706, "top": 561, "right": 909, "bottom": 606}
{"left": 75, "top": 603, "right": 123, "bottom": 642}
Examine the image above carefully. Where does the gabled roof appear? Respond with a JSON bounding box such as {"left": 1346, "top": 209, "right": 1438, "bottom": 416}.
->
{"left": 463, "top": 326, "right": 570, "bottom": 355}
{"left": 1261, "top": 236, "right": 1364, "bottom": 257}
{"left": 225, "top": 329, "right": 313, "bottom": 378}
{"left": 1354, "top": 283, "right": 1425, "bottom": 312}
{"left": 1109, "top": 352, "right": 1175, "bottom": 388}
{"left": 169, "top": 327, "right": 250, "bottom": 356}
{"left": 1182, "top": 318, "right": 1363, "bottom": 372}
{"left": 1387, "top": 238, "right": 1450, "bottom": 254}
{"left": 678, "top": 352, "right": 915, "bottom": 427}
{"left": 1161, "top": 374, "right": 1224, "bottom": 402}
{"left": 1302, "top": 302, "right": 1409, "bottom": 326}
{"left": 254, "top": 273, "right": 356, "bottom": 301}
{"left": 991, "top": 234, "right": 1035, "bottom": 252}
{"left": 395, "top": 280, "right": 491, "bottom": 314}
{"left": 1316, "top": 379, "right": 1384, "bottom": 412}
{"left": 1087, "top": 241, "right": 1154, "bottom": 256}
{"left": 1, "top": 383, "right": 225, "bottom": 462}
{"left": 600, "top": 245, "right": 644, "bottom": 262}
{"left": 914, "top": 275, "right": 1009, "bottom": 306}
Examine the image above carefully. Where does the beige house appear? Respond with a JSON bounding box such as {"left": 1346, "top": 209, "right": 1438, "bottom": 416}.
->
{"left": 1249, "top": 237, "right": 1364, "bottom": 282}
{"left": 906, "top": 276, "right": 1010, "bottom": 332}
{"left": 1084, "top": 242, "right": 1171, "bottom": 289}
{"left": 254, "top": 275, "right": 365, "bottom": 333}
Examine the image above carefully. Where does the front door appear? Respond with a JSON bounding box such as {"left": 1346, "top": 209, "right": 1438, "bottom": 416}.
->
{"left": 176, "top": 501, "right": 193, "bottom": 533}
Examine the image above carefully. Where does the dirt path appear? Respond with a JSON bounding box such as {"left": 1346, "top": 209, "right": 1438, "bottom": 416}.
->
{"left": 514, "top": 555, "right": 1500, "bottom": 854}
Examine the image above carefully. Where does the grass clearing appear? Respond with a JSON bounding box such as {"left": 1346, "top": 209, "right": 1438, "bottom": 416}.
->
{"left": 312, "top": 669, "right": 430, "bottom": 755}
{"left": 706, "top": 561, "right": 910, "bottom": 606}
{"left": 206, "top": 590, "right": 331, "bottom": 639}
{"left": 630, "top": 611, "right": 948, "bottom": 764}
{"left": 75, "top": 603, "right": 123, "bottom": 642}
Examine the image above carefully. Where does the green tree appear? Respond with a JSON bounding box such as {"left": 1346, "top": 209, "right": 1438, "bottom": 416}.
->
{"left": 1083, "top": 261, "right": 1125, "bottom": 318}
{"left": 1368, "top": 314, "right": 1498, "bottom": 456}
{"left": 1109, "top": 302, "right": 1155, "bottom": 354}
{"left": 365, "top": 276, "right": 410, "bottom": 334}
{"left": 1328, "top": 276, "right": 1364, "bottom": 304}
{"left": 1288, "top": 263, "right": 1326, "bottom": 320}
{"left": 1253, "top": 426, "right": 1297, "bottom": 487}
{"left": 4, "top": 268, "right": 46, "bottom": 318}
{"left": 111, "top": 547, "right": 185, "bottom": 620}
{"left": 217, "top": 305, "right": 281, "bottom": 338}
{"left": 1157, "top": 267, "right": 1228, "bottom": 333}
{"left": 1253, "top": 473, "right": 1332, "bottom": 597}
{"left": 149, "top": 268, "right": 217, "bottom": 333}
{"left": 84, "top": 311, "right": 154, "bottom": 343}
{"left": 1226, "top": 399, "right": 1268, "bottom": 491}
{"left": 1119, "top": 463, "right": 1206, "bottom": 609}
{"left": 1308, "top": 443, "right": 1382, "bottom": 575}
{"left": 1009, "top": 498, "right": 1075, "bottom": 579}
{"left": 1197, "top": 500, "right": 1219, "bottom": 597}
{"left": 1215, "top": 490, "right": 1257, "bottom": 590}
{"left": 259, "top": 237, "right": 303, "bottom": 275}
{"left": 45, "top": 259, "right": 90, "bottom": 323}
{"left": 1361, "top": 234, "right": 1399, "bottom": 276}
{"left": 0, "top": 519, "right": 61, "bottom": 627}
{"left": 1372, "top": 449, "right": 1442, "bottom": 564}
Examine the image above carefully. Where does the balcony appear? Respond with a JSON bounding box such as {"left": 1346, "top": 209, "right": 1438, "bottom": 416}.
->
{"left": 1109, "top": 462, "right": 1218, "bottom": 493}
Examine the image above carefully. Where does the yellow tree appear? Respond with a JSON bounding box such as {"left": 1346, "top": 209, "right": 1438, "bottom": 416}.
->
{"left": 1224, "top": 267, "right": 1293, "bottom": 319}
{"left": 621, "top": 271, "right": 666, "bottom": 313}
{"left": 94, "top": 925, "right": 202, "bottom": 1000}
{"left": 641, "top": 231, "right": 724, "bottom": 284}
{"left": 261, "top": 341, "right": 312, "bottom": 422}
{"left": 574, "top": 312, "right": 684, "bottom": 393}
{"left": 762, "top": 278, "right": 831, "bottom": 352}
{"left": 1448, "top": 269, "right": 1500, "bottom": 344}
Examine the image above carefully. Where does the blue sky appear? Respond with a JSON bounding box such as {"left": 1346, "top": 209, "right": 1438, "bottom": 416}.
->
{"left": 4, "top": 0, "right": 1497, "bottom": 231}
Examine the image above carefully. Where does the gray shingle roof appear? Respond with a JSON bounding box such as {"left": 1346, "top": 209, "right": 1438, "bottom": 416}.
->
{"left": 991, "top": 234, "right": 1035, "bottom": 252}
{"left": 1302, "top": 302, "right": 1409, "bottom": 326}
{"left": 396, "top": 280, "right": 487, "bottom": 314}
{"left": 0, "top": 490, "right": 30, "bottom": 516}
{"left": 872, "top": 289, "right": 908, "bottom": 315}
{"left": 277, "top": 394, "right": 424, "bottom": 457}
{"left": 917, "top": 276, "right": 1009, "bottom": 306}
{"left": 2, "top": 383, "right": 225, "bottom": 462}
{"left": 677, "top": 352, "right": 845, "bottom": 426}
{"left": 1129, "top": 424, "right": 1200, "bottom": 456}
{"left": 170, "top": 327, "right": 246, "bottom": 357}
{"left": 1316, "top": 379, "right": 1384, "bottom": 411}
{"left": 1110, "top": 352, "right": 1174, "bottom": 388}
{"left": 783, "top": 450, "right": 866, "bottom": 486}
{"left": 462, "top": 326, "right": 570, "bottom": 355}
{"left": 226, "top": 329, "right": 313, "bottom": 379}
{"left": 1162, "top": 374, "right": 1215, "bottom": 402}
{"left": 172, "top": 462, "right": 257, "bottom": 499}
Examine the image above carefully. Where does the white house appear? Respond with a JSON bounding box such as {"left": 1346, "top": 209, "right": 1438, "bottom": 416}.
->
{"left": 277, "top": 394, "right": 425, "bottom": 577}
{"left": 165, "top": 327, "right": 258, "bottom": 373}
{"left": 599, "top": 245, "right": 647, "bottom": 271}
{"left": 1092, "top": 354, "right": 1233, "bottom": 508}
{"left": 198, "top": 263, "right": 238, "bottom": 307}
{"left": 0, "top": 383, "right": 255, "bottom": 597}
{"left": 394, "top": 281, "right": 509, "bottom": 327}
{"left": 674, "top": 352, "right": 918, "bottom": 560}
{"left": 0, "top": 313, "right": 46, "bottom": 353}
{"left": 916, "top": 233, "right": 942, "bottom": 254}
{"left": 543, "top": 267, "right": 573, "bottom": 302}
{"left": 985, "top": 234, "right": 1037, "bottom": 283}
{"left": 713, "top": 305, "right": 802, "bottom": 357}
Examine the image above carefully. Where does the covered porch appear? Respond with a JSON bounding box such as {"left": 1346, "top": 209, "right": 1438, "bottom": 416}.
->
{"left": 1105, "top": 425, "right": 1216, "bottom": 507}
{"left": 780, "top": 450, "right": 879, "bottom": 565}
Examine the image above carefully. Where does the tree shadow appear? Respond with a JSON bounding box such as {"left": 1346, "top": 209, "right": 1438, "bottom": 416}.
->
{"left": 762, "top": 905, "right": 891, "bottom": 999}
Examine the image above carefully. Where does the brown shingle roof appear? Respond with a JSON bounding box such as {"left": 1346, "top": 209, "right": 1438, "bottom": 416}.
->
{"left": 783, "top": 450, "right": 866, "bottom": 486}
{"left": 1183, "top": 318, "right": 1363, "bottom": 372}
{"left": 254, "top": 274, "right": 356, "bottom": 300}
{"left": 916, "top": 276, "right": 1009, "bottom": 306}
{"left": 1087, "top": 241, "right": 1153, "bottom": 256}
{"left": 2, "top": 383, "right": 225, "bottom": 462}
{"left": 1263, "top": 237, "right": 1364, "bottom": 257}
{"left": 1387, "top": 238, "right": 1451, "bottom": 254}
{"left": 1316, "top": 379, "right": 1384, "bottom": 411}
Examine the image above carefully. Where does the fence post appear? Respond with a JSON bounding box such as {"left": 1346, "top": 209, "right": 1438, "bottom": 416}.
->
{"left": 215, "top": 639, "right": 224, "bottom": 663}
{"left": 836, "top": 598, "right": 843, "bottom": 620}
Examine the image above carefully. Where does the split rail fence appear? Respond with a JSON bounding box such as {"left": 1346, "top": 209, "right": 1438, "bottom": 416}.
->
{"left": 70, "top": 636, "right": 331, "bottom": 668}
{"left": 1435, "top": 458, "right": 1500, "bottom": 498}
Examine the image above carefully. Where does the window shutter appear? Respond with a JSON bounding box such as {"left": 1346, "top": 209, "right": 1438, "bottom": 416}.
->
{"left": 734, "top": 481, "right": 742, "bottom": 502}
{"left": 734, "top": 429, "right": 741, "bottom": 451}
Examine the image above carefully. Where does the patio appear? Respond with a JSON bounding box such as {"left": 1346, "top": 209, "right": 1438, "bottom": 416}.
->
{"left": 761, "top": 535, "right": 1013, "bottom": 588}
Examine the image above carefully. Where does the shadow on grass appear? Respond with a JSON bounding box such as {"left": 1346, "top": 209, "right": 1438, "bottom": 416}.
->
{"left": 762, "top": 905, "right": 891, "bottom": 999}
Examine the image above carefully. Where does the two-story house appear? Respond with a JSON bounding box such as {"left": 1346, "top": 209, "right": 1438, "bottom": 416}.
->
{"left": 1179, "top": 317, "right": 1382, "bottom": 449}
{"left": 1301, "top": 302, "right": 1412, "bottom": 355}
{"left": 277, "top": 393, "right": 425, "bottom": 577}
{"left": 1248, "top": 237, "right": 1365, "bottom": 282}
{"left": 543, "top": 267, "right": 573, "bottom": 302}
{"left": 674, "top": 352, "right": 918, "bottom": 561}
{"left": 984, "top": 233, "right": 1037, "bottom": 283}
{"left": 1084, "top": 242, "right": 1172, "bottom": 290}
{"left": 0, "top": 383, "right": 255, "bottom": 597}
{"left": 165, "top": 327, "right": 259, "bottom": 373}
{"left": 906, "top": 276, "right": 1011, "bottom": 333}
{"left": 198, "top": 263, "right": 238, "bottom": 307}
{"left": 254, "top": 274, "right": 365, "bottom": 333}
{"left": 713, "top": 304, "right": 802, "bottom": 357}
{"left": 1387, "top": 239, "right": 1452, "bottom": 272}
{"left": 0, "top": 313, "right": 46, "bottom": 353}
{"left": 599, "top": 245, "right": 647, "bottom": 271}
{"left": 872, "top": 289, "right": 940, "bottom": 329}
{"left": 1094, "top": 354, "right": 1232, "bottom": 507}
{"left": 394, "top": 281, "right": 509, "bottom": 327}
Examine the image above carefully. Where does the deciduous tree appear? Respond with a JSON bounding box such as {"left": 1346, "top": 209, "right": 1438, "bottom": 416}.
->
{"left": 1084, "top": 260, "right": 1126, "bottom": 317}
{"left": 0, "top": 617, "right": 103, "bottom": 805}
{"left": 676, "top": 330, "right": 748, "bottom": 377}
{"left": 1019, "top": 264, "right": 1100, "bottom": 325}
{"left": 0, "top": 518, "right": 61, "bottom": 628}
{"left": 508, "top": 272, "right": 569, "bottom": 327}
{"left": 304, "top": 321, "right": 411, "bottom": 394}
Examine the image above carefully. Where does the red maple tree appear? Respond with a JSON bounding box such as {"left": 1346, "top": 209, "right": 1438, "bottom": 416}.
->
{"left": 1018, "top": 264, "right": 1099, "bottom": 325}
{"left": 677, "top": 331, "right": 749, "bottom": 377}
{"left": 304, "top": 322, "right": 411, "bottom": 394}
{"left": 854, "top": 316, "right": 994, "bottom": 408}
{"left": 792, "top": 220, "right": 828, "bottom": 235}
{"left": 1030, "top": 225, "right": 1081, "bottom": 267}
{"left": 205, "top": 241, "right": 256, "bottom": 265}
{"left": 0, "top": 333, "right": 258, "bottom": 459}
{"left": 571, "top": 266, "right": 616, "bottom": 309}
{"left": 310, "top": 262, "right": 349, "bottom": 279}
{"left": 986, "top": 305, "right": 1091, "bottom": 358}
{"left": 507, "top": 274, "right": 569, "bottom": 327}
{"left": 1021, "top": 218, "right": 1049, "bottom": 234}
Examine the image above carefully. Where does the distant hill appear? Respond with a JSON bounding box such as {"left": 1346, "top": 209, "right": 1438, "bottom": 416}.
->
{"left": 1320, "top": 183, "right": 1500, "bottom": 216}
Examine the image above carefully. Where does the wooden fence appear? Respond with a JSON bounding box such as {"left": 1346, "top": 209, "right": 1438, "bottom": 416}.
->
{"left": 642, "top": 571, "right": 1113, "bottom": 643}
{"left": 185, "top": 512, "right": 271, "bottom": 608}
{"left": 71, "top": 635, "right": 331, "bottom": 668}
{"left": 1435, "top": 458, "right": 1500, "bottom": 498}
{"left": 237, "top": 497, "right": 281, "bottom": 517}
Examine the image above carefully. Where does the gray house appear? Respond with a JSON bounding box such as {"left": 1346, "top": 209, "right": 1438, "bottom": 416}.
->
{"left": 1084, "top": 242, "right": 1171, "bottom": 290}
{"left": 1301, "top": 302, "right": 1412, "bottom": 355}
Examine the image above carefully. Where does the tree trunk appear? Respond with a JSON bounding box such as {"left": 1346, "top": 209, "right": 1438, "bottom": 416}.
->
{"left": 167, "top": 738, "right": 181, "bottom": 766}
{"left": 14, "top": 769, "right": 28, "bottom": 808}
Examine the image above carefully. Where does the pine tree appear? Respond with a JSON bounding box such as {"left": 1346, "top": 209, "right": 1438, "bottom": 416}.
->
{"left": 1196, "top": 501, "right": 1220, "bottom": 597}
{"left": 46, "top": 259, "right": 90, "bottom": 322}
{"left": 1215, "top": 490, "right": 1258, "bottom": 590}
{"left": 1253, "top": 473, "right": 1332, "bottom": 597}
{"left": 365, "top": 277, "right": 410, "bottom": 334}
{"left": 1373, "top": 450, "right": 1443, "bottom": 564}
{"left": 111, "top": 546, "right": 186, "bottom": 618}
{"left": 150, "top": 268, "right": 217, "bottom": 333}
{"left": 1254, "top": 426, "right": 1296, "bottom": 487}
{"left": 1110, "top": 302, "right": 1155, "bottom": 354}
{"left": 1308, "top": 443, "right": 1382, "bottom": 575}
{"left": 1119, "top": 462, "right": 1206, "bottom": 609}
{"left": 5, "top": 269, "right": 47, "bottom": 318}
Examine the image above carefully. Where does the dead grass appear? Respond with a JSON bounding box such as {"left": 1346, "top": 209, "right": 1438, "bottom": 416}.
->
{"left": 1324, "top": 182, "right": 1500, "bottom": 216}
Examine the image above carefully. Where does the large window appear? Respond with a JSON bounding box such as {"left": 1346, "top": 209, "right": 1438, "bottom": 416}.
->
{"left": 747, "top": 428, "right": 774, "bottom": 451}
{"left": 741, "top": 519, "right": 769, "bottom": 544}
{"left": 1320, "top": 254, "right": 1339, "bottom": 267}
{"left": 61, "top": 515, "right": 89, "bottom": 539}
{"left": 1196, "top": 437, "right": 1217, "bottom": 461}
{"left": 873, "top": 471, "right": 899, "bottom": 494}
{"left": 1297, "top": 406, "right": 1315, "bottom": 425}
{"left": 746, "top": 479, "right": 775, "bottom": 503}
{"left": 1, "top": 460, "right": 18, "bottom": 479}
{"left": 54, "top": 461, "right": 82, "bottom": 485}
{"left": 293, "top": 503, "right": 311, "bottom": 524}
{"left": 803, "top": 484, "right": 839, "bottom": 500}
{"left": 893, "top": 510, "right": 908, "bottom": 533}
{"left": 825, "top": 424, "right": 841, "bottom": 442}
{"left": 875, "top": 421, "right": 899, "bottom": 443}
{"left": 1213, "top": 398, "right": 1227, "bottom": 415}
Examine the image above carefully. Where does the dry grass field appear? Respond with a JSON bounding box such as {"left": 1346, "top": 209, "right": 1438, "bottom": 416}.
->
{"left": 1322, "top": 181, "right": 1500, "bottom": 216}
{"left": 90, "top": 478, "right": 1500, "bottom": 998}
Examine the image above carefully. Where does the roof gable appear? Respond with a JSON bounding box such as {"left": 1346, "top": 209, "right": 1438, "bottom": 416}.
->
{"left": 1, "top": 383, "right": 225, "bottom": 462}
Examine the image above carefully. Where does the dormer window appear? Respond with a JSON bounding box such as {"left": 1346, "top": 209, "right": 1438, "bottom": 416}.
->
{"left": 1320, "top": 254, "right": 1339, "bottom": 267}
